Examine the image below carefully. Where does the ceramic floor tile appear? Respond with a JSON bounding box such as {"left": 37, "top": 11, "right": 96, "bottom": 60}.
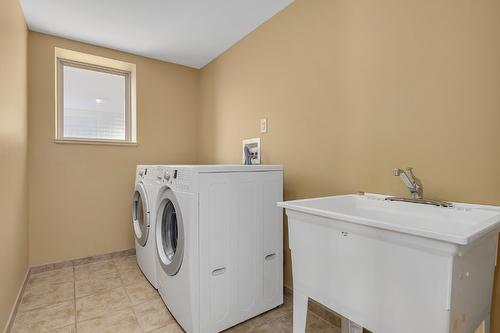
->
{"left": 225, "top": 319, "right": 258, "bottom": 333}
{"left": 222, "top": 303, "right": 292, "bottom": 333}
{"left": 74, "top": 260, "right": 117, "bottom": 281}
{"left": 226, "top": 314, "right": 275, "bottom": 332}
{"left": 148, "top": 322, "right": 185, "bottom": 333}
{"left": 125, "top": 279, "right": 158, "bottom": 305}
{"left": 243, "top": 301, "right": 292, "bottom": 328}
{"left": 308, "top": 299, "right": 341, "bottom": 328}
{"left": 133, "top": 296, "right": 176, "bottom": 332}
{"left": 11, "top": 300, "right": 75, "bottom": 333}
{"left": 76, "top": 307, "right": 142, "bottom": 333}
{"left": 31, "top": 262, "right": 73, "bottom": 274}
{"left": 229, "top": 311, "right": 339, "bottom": 333}
{"left": 75, "top": 274, "right": 122, "bottom": 298}
{"left": 11, "top": 251, "right": 340, "bottom": 333}
{"left": 27, "top": 267, "right": 74, "bottom": 287}
{"left": 72, "top": 253, "right": 115, "bottom": 266}
{"left": 113, "top": 255, "right": 139, "bottom": 272}
{"left": 306, "top": 312, "right": 340, "bottom": 333}
{"left": 250, "top": 311, "right": 293, "bottom": 333}
{"left": 119, "top": 265, "right": 148, "bottom": 286}
{"left": 76, "top": 287, "right": 132, "bottom": 322}
{"left": 49, "top": 325, "right": 76, "bottom": 333}
{"left": 18, "top": 281, "right": 74, "bottom": 312}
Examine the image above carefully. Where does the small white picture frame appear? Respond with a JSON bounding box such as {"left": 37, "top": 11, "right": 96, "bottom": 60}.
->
{"left": 242, "top": 137, "right": 261, "bottom": 165}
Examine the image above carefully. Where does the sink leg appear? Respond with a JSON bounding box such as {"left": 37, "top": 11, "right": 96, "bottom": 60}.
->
{"left": 340, "top": 317, "right": 350, "bottom": 333}
{"left": 483, "top": 314, "right": 490, "bottom": 333}
{"left": 293, "top": 290, "right": 308, "bottom": 332}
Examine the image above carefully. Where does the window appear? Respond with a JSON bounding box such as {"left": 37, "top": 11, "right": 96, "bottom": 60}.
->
{"left": 55, "top": 48, "right": 136, "bottom": 144}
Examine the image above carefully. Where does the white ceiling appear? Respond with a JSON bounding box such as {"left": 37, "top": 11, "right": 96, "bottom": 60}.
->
{"left": 20, "top": 0, "right": 293, "bottom": 68}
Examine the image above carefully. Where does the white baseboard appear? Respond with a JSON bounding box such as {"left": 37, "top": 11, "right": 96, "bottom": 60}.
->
{"left": 3, "top": 268, "right": 30, "bottom": 333}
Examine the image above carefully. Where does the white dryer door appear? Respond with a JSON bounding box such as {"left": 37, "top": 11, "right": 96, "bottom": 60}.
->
{"left": 132, "top": 182, "right": 150, "bottom": 246}
{"left": 156, "top": 189, "right": 184, "bottom": 276}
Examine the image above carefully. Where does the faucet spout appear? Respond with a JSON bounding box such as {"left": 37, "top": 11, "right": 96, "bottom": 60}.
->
{"left": 393, "top": 167, "right": 423, "bottom": 199}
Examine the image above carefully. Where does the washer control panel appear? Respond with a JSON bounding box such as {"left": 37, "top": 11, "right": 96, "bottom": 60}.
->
{"left": 164, "top": 168, "right": 191, "bottom": 192}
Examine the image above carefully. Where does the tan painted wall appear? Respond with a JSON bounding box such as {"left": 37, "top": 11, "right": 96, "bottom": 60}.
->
{"left": 11, "top": 1, "right": 500, "bottom": 330}
{"left": 28, "top": 32, "right": 199, "bottom": 266}
{"left": 198, "top": 0, "right": 500, "bottom": 329}
{"left": 0, "top": 0, "right": 28, "bottom": 330}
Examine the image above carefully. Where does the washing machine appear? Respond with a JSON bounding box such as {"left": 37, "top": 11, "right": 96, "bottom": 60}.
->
{"left": 155, "top": 165, "right": 284, "bottom": 333}
{"left": 132, "top": 165, "right": 164, "bottom": 289}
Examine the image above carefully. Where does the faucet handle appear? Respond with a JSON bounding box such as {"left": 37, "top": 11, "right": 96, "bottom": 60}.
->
{"left": 407, "top": 167, "right": 424, "bottom": 196}
{"left": 405, "top": 167, "right": 417, "bottom": 181}
{"left": 393, "top": 166, "right": 424, "bottom": 199}
{"left": 393, "top": 168, "right": 403, "bottom": 176}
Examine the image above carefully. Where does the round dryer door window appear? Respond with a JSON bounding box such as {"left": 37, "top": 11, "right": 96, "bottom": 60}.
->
{"left": 132, "top": 182, "right": 150, "bottom": 246}
{"left": 156, "top": 189, "right": 184, "bottom": 276}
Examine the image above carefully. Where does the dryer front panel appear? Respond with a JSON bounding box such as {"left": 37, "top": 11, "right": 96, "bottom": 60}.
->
{"left": 132, "top": 182, "right": 150, "bottom": 247}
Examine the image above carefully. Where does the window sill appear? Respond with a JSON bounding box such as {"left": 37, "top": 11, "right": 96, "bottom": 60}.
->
{"left": 54, "top": 138, "right": 138, "bottom": 146}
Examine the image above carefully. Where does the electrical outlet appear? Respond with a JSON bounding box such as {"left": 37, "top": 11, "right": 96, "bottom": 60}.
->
{"left": 260, "top": 118, "right": 267, "bottom": 133}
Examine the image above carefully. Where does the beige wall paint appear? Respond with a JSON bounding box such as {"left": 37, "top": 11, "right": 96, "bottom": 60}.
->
{"left": 28, "top": 32, "right": 199, "bottom": 266}
{"left": 5, "top": 1, "right": 498, "bottom": 331}
{"left": 199, "top": 0, "right": 500, "bottom": 329}
{"left": 0, "top": 0, "right": 28, "bottom": 330}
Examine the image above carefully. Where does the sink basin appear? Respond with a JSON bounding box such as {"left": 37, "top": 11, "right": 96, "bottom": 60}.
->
{"left": 278, "top": 193, "right": 500, "bottom": 245}
{"left": 279, "top": 193, "right": 500, "bottom": 333}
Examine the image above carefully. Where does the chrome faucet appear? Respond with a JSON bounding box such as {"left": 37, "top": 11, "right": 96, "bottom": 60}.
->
{"left": 387, "top": 168, "right": 453, "bottom": 207}
{"left": 393, "top": 167, "right": 423, "bottom": 199}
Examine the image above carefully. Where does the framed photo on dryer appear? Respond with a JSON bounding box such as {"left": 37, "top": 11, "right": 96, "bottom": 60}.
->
{"left": 242, "top": 137, "right": 261, "bottom": 165}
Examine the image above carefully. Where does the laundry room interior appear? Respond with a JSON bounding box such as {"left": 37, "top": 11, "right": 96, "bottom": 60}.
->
{"left": 2, "top": 0, "right": 500, "bottom": 332}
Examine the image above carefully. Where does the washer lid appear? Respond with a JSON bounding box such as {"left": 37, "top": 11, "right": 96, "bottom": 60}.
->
{"left": 156, "top": 189, "right": 184, "bottom": 276}
{"left": 132, "top": 182, "right": 150, "bottom": 246}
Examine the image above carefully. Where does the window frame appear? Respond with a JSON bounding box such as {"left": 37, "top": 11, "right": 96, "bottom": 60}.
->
{"left": 54, "top": 48, "right": 137, "bottom": 145}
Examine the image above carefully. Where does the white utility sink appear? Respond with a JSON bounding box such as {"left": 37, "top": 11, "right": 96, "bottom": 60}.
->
{"left": 278, "top": 193, "right": 500, "bottom": 333}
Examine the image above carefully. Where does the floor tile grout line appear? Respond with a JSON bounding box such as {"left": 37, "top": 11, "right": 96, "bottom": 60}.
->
{"left": 73, "top": 259, "right": 152, "bottom": 305}
{"left": 73, "top": 303, "right": 136, "bottom": 327}
{"left": 72, "top": 289, "right": 139, "bottom": 327}
{"left": 74, "top": 260, "right": 132, "bottom": 325}
{"left": 73, "top": 262, "right": 125, "bottom": 299}
{"left": 113, "top": 257, "right": 170, "bottom": 332}
{"left": 119, "top": 258, "right": 147, "bottom": 333}
{"left": 74, "top": 261, "right": 124, "bottom": 328}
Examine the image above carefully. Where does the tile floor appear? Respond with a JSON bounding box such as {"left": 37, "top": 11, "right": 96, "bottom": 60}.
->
{"left": 10, "top": 255, "right": 340, "bottom": 333}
